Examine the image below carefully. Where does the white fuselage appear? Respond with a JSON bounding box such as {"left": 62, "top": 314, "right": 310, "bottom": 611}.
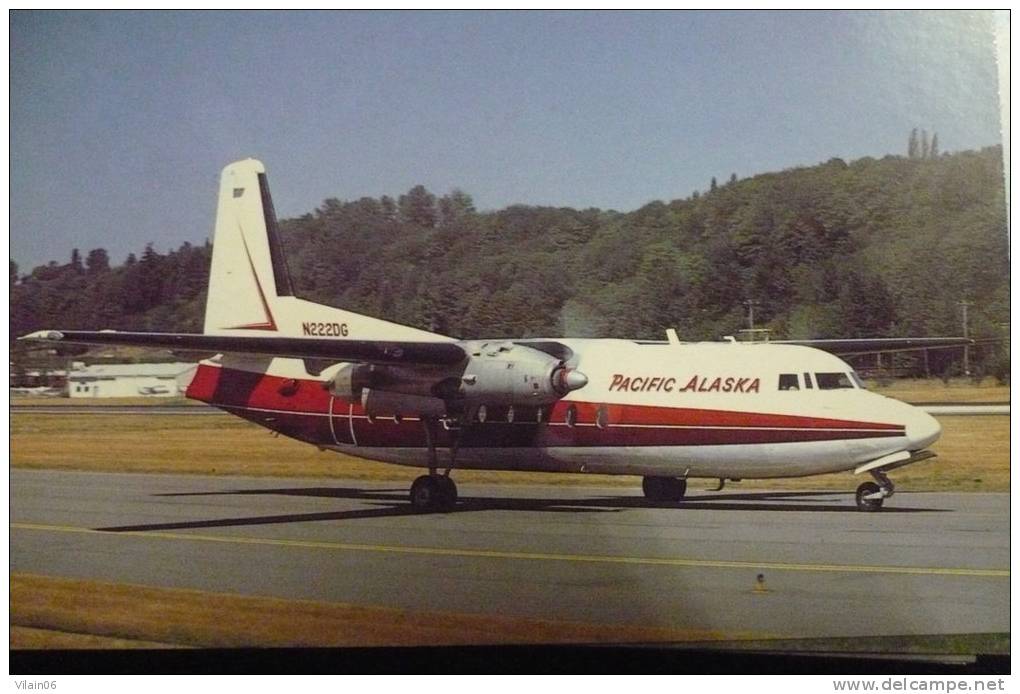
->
{"left": 196, "top": 339, "right": 941, "bottom": 480}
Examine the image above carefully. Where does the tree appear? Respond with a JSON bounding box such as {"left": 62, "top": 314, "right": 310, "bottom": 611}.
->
{"left": 908, "top": 128, "right": 919, "bottom": 158}
{"left": 921, "top": 129, "right": 930, "bottom": 159}
{"left": 438, "top": 189, "right": 476, "bottom": 226}
{"left": 85, "top": 248, "right": 110, "bottom": 274}
{"left": 398, "top": 185, "right": 437, "bottom": 227}
{"left": 836, "top": 271, "right": 896, "bottom": 336}
{"left": 6, "top": 145, "right": 1008, "bottom": 374}
{"left": 379, "top": 195, "right": 397, "bottom": 221}
{"left": 710, "top": 177, "right": 718, "bottom": 192}
{"left": 70, "top": 248, "right": 83, "bottom": 273}
{"left": 929, "top": 133, "right": 939, "bottom": 158}
{"left": 729, "top": 173, "right": 738, "bottom": 185}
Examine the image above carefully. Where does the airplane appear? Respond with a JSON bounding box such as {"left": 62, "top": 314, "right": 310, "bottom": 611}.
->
{"left": 21, "top": 159, "right": 962, "bottom": 513}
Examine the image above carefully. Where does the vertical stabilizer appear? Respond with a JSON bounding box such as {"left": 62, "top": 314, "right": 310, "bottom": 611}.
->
{"left": 203, "top": 159, "right": 451, "bottom": 343}
{"left": 204, "top": 159, "right": 290, "bottom": 334}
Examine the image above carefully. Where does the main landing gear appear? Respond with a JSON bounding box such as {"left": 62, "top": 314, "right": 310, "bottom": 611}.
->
{"left": 642, "top": 476, "right": 687, "bottom": 503}
{"left": 410, "top": 474, "right": 458, "bottom": 512}
{"left": 855, "top": 469, "right": 894, "bottom": 512}
{"left": 409, "top": 416, "right": 460, "bottom": 513}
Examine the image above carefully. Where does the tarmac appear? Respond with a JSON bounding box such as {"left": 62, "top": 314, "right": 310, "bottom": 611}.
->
{"left": 10, "top": 469, "right": 1009, "bottom": 641}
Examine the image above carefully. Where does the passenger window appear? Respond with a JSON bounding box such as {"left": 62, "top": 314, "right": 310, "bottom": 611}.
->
{"left": 565, "top": 404, "right": 578, "bottom": 428}
{"left": 595, "top": 406, "right": 609, "bottom": 429}
{"left": 778, "top": 374, "right": 800, "bottom": 391}
{"left": 803, "top": 372, "right": 813, "bottom": 389}
{"left": 815, "top": 372, "right": 854, "bottom": 390}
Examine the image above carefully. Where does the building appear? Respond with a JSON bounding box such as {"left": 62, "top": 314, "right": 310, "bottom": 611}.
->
{"left": 67, "top": 362, "right": 197, "bottom": 398}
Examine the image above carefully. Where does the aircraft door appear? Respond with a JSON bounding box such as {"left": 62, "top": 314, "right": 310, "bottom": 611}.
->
{"left": 329, "top": 396, "right": 355, "bottom": 445}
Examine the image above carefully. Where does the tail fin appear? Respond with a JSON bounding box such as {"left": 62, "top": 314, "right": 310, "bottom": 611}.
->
{"left": 204, "top": 159, "right": 449, "bottom": 342}
{"left": 203, "top": 159, "right": 291, "bottom": 333}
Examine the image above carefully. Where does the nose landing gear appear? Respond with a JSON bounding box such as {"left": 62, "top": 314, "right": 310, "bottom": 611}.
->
{"left": 852, "top": 450, "right": 937, "bottom": 512}
{"left": 855, "top": 469, "right": 894, "bottom": 512}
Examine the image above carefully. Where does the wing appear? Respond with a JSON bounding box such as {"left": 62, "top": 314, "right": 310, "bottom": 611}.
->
{"left": 772, "top": 337, "right": 972, "bottom": 357}
{"left": 18, "top": 330, "right": 467, "bottom": 366}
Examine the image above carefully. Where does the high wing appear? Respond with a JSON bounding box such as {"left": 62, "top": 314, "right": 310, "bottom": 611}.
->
{"left": 18, "top": 330, "right": 467, "bottom": 366}
{"left": 771, "top": 337, "right": 972, "bottom": 357}
{"left": 636, "top": 336, "right": 972, "bottom": 356}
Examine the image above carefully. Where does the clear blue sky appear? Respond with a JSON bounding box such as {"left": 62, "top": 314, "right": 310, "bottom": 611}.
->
{"left": 11, "top": 10, "right": 1005, "bottom": 270}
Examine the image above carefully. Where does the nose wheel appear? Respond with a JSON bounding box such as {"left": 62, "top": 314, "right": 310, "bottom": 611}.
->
{"left": 855, "top": 470, "right": 894, "bottom": 512}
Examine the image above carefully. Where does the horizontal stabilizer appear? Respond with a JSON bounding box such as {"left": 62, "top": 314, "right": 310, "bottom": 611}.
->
{"left": 19, "top": 330, "right": 467, "bottom": 366}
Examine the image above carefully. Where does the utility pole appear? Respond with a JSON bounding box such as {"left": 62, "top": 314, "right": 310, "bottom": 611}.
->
{"left": 958, "top": 300, "right": 973, "bottom": 376}
{"left": 743, "top": 299, "right": 760, "bottom": 331}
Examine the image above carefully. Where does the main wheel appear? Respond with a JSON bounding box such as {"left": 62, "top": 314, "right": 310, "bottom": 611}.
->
{"left": 642, "top": 476, "right": 687, "bottom": 502}
{"left": 409, "top": 475, "right": 458, "bottom": 512}
{"left": 410, "top": 475, "right": 437, "bottom": 511}
{"left": 437, "top": 475, "right": 458, "bottom": 510}
{"left": 855, "top": 481, "right": 884, "bottom": 512}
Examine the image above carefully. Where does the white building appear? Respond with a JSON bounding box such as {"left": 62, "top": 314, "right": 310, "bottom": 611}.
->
{"left": 68, "top": 362, "right": 197, "bottom": 398}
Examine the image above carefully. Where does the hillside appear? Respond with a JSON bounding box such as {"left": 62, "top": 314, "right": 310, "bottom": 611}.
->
{"left": 11, "top": 146, "right": 1009, "bottom": 374}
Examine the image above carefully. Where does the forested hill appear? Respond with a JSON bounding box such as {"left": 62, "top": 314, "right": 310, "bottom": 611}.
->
{"left": 11, "top": 146, "right": 1008, "bottom": 353}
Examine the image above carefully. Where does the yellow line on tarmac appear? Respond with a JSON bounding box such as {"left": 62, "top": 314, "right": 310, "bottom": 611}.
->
{"left": 11, "top": 522, "right": 1009, "bottom": 578}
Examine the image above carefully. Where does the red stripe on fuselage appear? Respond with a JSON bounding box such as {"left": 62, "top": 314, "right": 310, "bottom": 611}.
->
{"left": 186, "top": 365, "right": 906, "bottom": 449}
{"left": 546, "top": 400, "right": 903, "bottom": 432}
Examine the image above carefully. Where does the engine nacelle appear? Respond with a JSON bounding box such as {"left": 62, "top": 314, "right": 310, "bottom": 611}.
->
{"left": 458, "top": 342, "right": 588, "bottom": 407}
{"left": 361, "top": 388, "right": 447, "bottom": 418}
{"left": 325, "top": 363, "right": 373, "bottom": 399}
{"left": 322, "top": 342, "right": 588, "bottom": 418}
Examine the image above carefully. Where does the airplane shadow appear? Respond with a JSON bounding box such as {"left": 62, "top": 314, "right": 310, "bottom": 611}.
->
{"left": 96, "top": 486, "right": 946, "bottom": 533}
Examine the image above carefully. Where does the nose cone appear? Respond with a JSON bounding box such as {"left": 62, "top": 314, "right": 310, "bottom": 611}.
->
{"left": 906, "top": 408, "right": 941, "bottom": 450}
{"left": 561, "top": 369, "right": 589, "bottom": 392}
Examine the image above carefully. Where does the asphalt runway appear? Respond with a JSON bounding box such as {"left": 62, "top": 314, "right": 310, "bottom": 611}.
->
{"left": 11, "top": 469, "right": 1009, "bottom": 641}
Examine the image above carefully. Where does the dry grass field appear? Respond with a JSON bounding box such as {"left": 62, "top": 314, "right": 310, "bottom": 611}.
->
{"left": 868, "top": 378, "right": 1009, "bottom": 404}
{"left": 10, "top": 573, "right": 733, "bottom": 649}
{"left": 9, "top": 375, "right": 1010, "bottom": 490}
{"left": 10, "top": 410, "right": 1009, "bottom": 491}
{"left": 12, "top": 395, "right": 201, "bottom": 407}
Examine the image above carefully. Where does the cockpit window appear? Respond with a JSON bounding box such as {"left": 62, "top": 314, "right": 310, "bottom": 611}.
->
{"left": 803, "top": 372, "right": 814, "bottom": 389}
{"left": 778, "top": 374, "right": 800, "bottom": 391}
{"left": 850, "top": 371, "right": 866, "bottom": 389}
{"left": 815, "top": 372, "right": 855, "bottom": 390}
